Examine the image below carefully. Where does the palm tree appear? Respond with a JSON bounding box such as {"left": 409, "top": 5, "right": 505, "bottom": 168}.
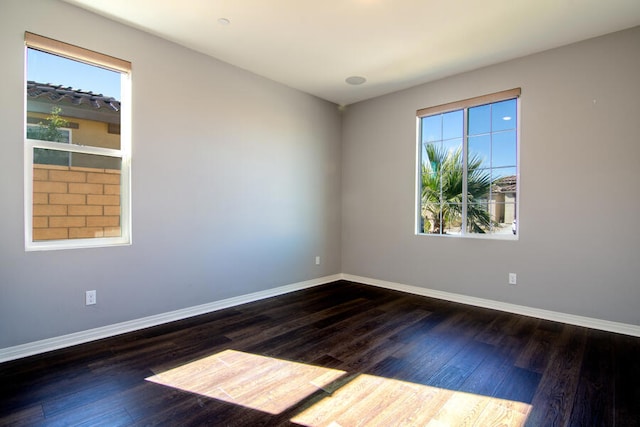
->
{"left": 421, "top": 144, "right": 492, "bottom": 233}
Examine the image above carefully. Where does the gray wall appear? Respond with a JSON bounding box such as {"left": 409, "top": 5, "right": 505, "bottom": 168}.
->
{"left": 342, "top": 26, "right": 640, "bottom": 326}
{"left": 0, "top": 0, "right": 342, "bottom": 348}
{"left": 1, "top": 1, "right": 638, "bottom": 351}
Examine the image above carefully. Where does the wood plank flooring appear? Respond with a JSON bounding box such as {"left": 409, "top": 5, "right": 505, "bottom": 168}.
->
{"left": 1, "top": 280, "right": 639, "bottom": 426}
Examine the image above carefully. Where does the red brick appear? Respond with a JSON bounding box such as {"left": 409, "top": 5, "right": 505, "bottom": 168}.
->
{"left": 33, "top": 205, "right": 67, "bottom": 216}
{"left": 104, "top": 227, "right": 122, "bottom": 237}
{"left": 70, "top": 166, "right": 103, "bottom": 173}
{"left": 87, "top": 195, "right": 120, "bottom": 206}
{"left": 104, "top": 184, "right": 120, "bottom": 195}
{"left": 33, "top": 228, "right": 68, "bottom": 241}
{"left": 49, "top": 193, "right": 86, "bottom": 205}
{"left": 32, "top": 217, "right": 48, "bottom": 228}
{"left": 49, "top": 170, "right": 87, "bottom": 183}
{"left": 33, "top": 168, "right": 48, "bottom": 181}
{"left": 33, "top": 181, "right": 67, "bottom": 194}
{"left": 87, "top": 216, "right": 120, "bottom": 227}
{"left": 68, "top": 205, "right": 103, "bottom": 216}
{"left": 104, "top": 206, "right": 121, "bottom": 216}
{"left": 69, "top": 183, "right": 103, "bottom": 194}
{"left": 33, "top": 193, "right": 48, "bottom": 204}
{"left": 49, "top": 216, "right": 86, "bottom": 228}
{"left": 87, "top": 173, "right": 120, "bottom": 185}
{"left": 69, "top": 227, "right": 104, "bottom": 239}
{"left": 36, "top": 164, "right": 68, "bottom": 171}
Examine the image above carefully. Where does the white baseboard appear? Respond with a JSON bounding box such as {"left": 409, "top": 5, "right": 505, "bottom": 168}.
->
{"left": 341, "top": 274, "right": 640, "bottom": 337}
{"left": 0, "top": 274, "right": 341, "bottom": 363}
{"left": 2, "top": 272, "right": 638, "bottom": 363}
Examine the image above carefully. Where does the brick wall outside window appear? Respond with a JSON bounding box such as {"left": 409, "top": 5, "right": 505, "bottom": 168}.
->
{"left": 32, "top": 164, "right": 121, "bottom": 241}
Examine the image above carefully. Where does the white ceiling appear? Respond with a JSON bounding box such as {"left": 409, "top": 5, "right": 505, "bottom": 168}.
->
{"left": 62, "top": 0, "right": 640, "bottom": 106}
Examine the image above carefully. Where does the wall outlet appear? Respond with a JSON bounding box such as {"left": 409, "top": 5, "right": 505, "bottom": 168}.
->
{"left": 315, "top": 256, "right": 321, "bottom": 265}
{"left": 86, "top": 290, "right": 96, "bottom": 305}
{"left": 508, "top": 273, "right": 517, "bottom": 285}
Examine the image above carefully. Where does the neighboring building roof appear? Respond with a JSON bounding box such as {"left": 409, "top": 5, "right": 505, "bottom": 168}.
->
{"left": 492, "top": 175, "right": 517, "bottom": 193}
{"left": 27, "top": 81, "right": 120, "bottom": 124}
{"left": 27, "top": 81, "right": 120, "bottom": 112}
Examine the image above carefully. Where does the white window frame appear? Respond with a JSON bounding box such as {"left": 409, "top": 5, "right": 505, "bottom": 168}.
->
{"left": 415, "top": 88, "right": 521, "bottom": 240}
{"left": 24, "top": 32, "right": 132, "bottom": 251}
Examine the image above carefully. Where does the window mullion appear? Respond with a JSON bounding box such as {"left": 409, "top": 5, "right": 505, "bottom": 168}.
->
{"left": 461, "top": 109, "right": 468, "bottom": 235}
{"left": 439, "top": 117, "right": 444, "bottom": 234}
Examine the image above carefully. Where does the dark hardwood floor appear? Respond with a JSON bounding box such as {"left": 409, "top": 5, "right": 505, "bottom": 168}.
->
{"left": 1, "top": 281, "right": 639, "bottom": 426}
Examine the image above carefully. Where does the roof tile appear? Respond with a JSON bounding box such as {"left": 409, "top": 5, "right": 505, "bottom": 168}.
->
{"left": 26, "top": 81, "right": 120, "bottom": 112}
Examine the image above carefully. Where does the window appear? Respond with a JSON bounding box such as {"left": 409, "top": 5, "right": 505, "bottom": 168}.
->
{"left": 27, "top": 123, "right": 72, "bottom": 144}
{"left": 24, "top": 32, "right": 131, "bottom": 250}
{"left": 417, "top": 88, "right": 520, "bottom": 239}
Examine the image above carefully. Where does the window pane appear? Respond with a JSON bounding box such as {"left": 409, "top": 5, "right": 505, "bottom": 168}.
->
{"left": 484, "top": 203, "right": 517, "bottom": 235}
{"left": 33, "top": 151, "right": 122, "bottom": 241}
{"left": 492, "top": 166, "right": 517, "bottom": 181}
{"left": 442, "top": 203, "right": 462, "bottom": 235}
{"left": 442, "top": 138, "right": 463, "bottom": 165}
{"left": 72, "top": 153, "right": 121, "bottom": 170}
{"left": 488, "top": 172, "right": 517, "bottom": 236}
{"left": 422, "top": 140, "right": 462, "bottom": 178}
{"left": 26, "top": 49, "right": 121, "bottom": 151}
{"left": 27, "top": 123, "right": 71, "bottom": 143}
{"left": 421, "top": 202, "right": 443, "bottom": 234}
{"left": 421, "top": 115, "right": 441, "bottom": 143}
{"left": 491, "top": 174, "right": 517, "bottom": 210}
{"left": 421, "top": 202, "right": 463, "bottom": 235}
{"left": 491, "top": 99, "right": 517, "bottom": 132}
{"left": 33, "top": 148, "right": 121, "bottom": 170}
{"left": 442, "top": 110, "right": 463, "bottom": 140}
{"left": 466, "top": 166, "right": 491, "bottom": 201}
{"left": 34, "top": 147, "right": 70, "bottom": 167}
{"left": 421, "top": 168, "right": 440, "bottom": 198}
{"left": 468, "top": 134, "right": 491, "bottom": 169}
{"left": 468, "top": 104, "right": 490, "bottom": 135}
{"left": 492, "top": 131, "right": 517, "bottom": 167}
{"left": 423, "top": 143, "right": 441, "bottom": 173}
{"left": 466, "top": 203, "right": 491, "bottom": 234}
{"left": 421, "top": 143, "right": 428, "bottom": 167}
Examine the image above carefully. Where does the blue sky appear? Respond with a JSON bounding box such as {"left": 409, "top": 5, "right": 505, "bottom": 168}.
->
{"left": 27, "top": 48, "right": 121, "bottom": 99}
{"left": 421, "top": 99, "right": 517, "bottom": 178}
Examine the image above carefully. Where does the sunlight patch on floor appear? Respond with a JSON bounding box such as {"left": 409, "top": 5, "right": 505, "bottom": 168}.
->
{"left": 146, "top": 350, "right": 531, "bottom": 426}
{"left": 292, "top": 374, "right": 531, "bottom": 426}
{"left": 146, "top": 349, "right": 346, "bottom": 415}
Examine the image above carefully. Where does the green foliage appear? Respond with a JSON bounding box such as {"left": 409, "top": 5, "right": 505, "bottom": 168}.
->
{"left": 27, "top": 106, "right": 69, "bottom": 143}
{"left": 28, "top": 106, "right": 71, "bottom": 166}
{"left": 421, "top": 143, "right": 492, "bottom": 233}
